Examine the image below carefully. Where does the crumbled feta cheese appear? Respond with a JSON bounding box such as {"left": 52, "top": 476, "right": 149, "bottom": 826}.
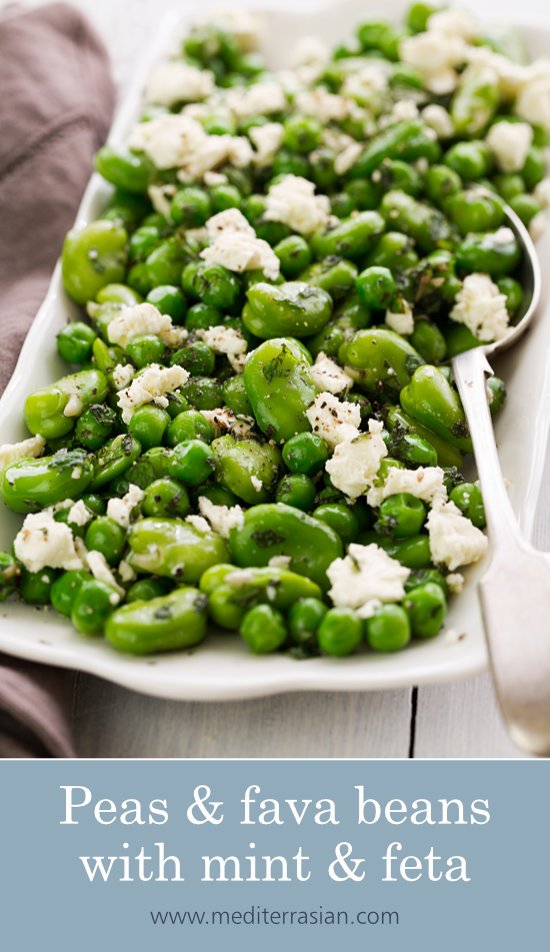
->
{"left": 530, "top": 211, "right": 549, "bottom": 241}
{"left": 185, "top": 515, "right": 211, "bottom": 533}
{"left": 0, "top": 434, "right": 45, "bottom": 471}
{"left": 63, "top": 393, "right": 83, "bottom": 418}
{"left": 295, "top": 88, "right": 350, "bottom": 123}
{"left": 198, "top": 324, "right": 248, "bottom": 374}
{"left": 148, "top": 183, "right": 176, "bottom": 218}
{"left": 486, "top": 120, "right": 533, "bottom": 172}
{"left": 421, "top": 104, "right": 454, "bottom": 139}
{"left": 249, "top": 122, "right": 284, "bottom": 167}
{"left": 384, "top": 99, "right": 419, "bottom": 126}
{"left": 68, "top": 500, "right": 93, "bottom": 527}
{"left": 534, "top": 178, "right": 550, "bottom": 208}
{"left": 198, "top": 8, "right": 264, "bottom": 51}
{"left": 144, "top": 60, "right": 214, "bottom": 106}
{"left": 232, "top": 415, "right": 256, "bottom": 440}
{"left": 400, "top": 31, "right": 467, "bottom": 94}
{"left": 250, "top": 475, "right": 263, "bottom": 492}
{"left": 310, "top": 353, "right": 353, "bottom": 395}
{"left": 14, "top": 510, "right": 84, "bottom": 573}
{"left": 493, "top": 226, "right": 515, "bottom": 245}
{"left": 385, "top": 300, "right": 414, "bottom": 336}
{"left": 450, "top": 273, "right": 510, "bottom": 343}
{"left": 106, "top": 484, "right": 144, "bottom": 529}
{"left": 428, "top": 7, "right": 478, "bottom": 40}
{"left": 268, "top": 554, "right": 292, "bottom": 569}
{"left": 200, "top": 208, "right": 280, "bottom": 280}
{"left": 306, "top": 392, "right": 361, "bottom": 448}
{"left": 107, "top": 303, "right": 186, "bottom": 349}
{"left": 203, "top": 170, "right": 228, "bottom": 187}
{"left": 198, "top": 496, "right": 244, "bottom": 538}
{"left": 112, "top": 364, "right": 135, "bottom": 391}
{"left": 446, "top": 572, "right": 465, "bottom": 595}
{"left": 117, "top": 364, "right": 189, "bottom": 424}
{"left": 129, "top": 114, "right": 253, "bottom": 178}
{"left": 427, "top": 498, "right": 488, "bottom": 570}
{"left": 200, "top": 407, "right": 237, "bottom": 434}
{"left": 118, "top": 559, "right": 136, "bottom": 583}
{"left": 323, "top": 131, "right": 364, "bottom": 175}
{"left": 515, "top": 76, "right": 550, "bottom": 129}
{"left": 343, "top": 63, "right": 388, "bottom": 105}
{"left": 292, "top": 35, "right": 329, "bottom": 68}
{"left": 327, "top": 542, "right": 410, "bottom": 611}
{"left": 86, "top": 550, "right": 124, "bottom": 598}
{"left": 325, "top": 419, "right": 388, "bottom": 500}
{"left": 224, "top": 81, "right": 286, "bottom": 120}
{"left": 366, "top": 465, "right": 447, "bottom": 508}
{"left": 265, "top": 174, "right": 332, "bottom": 235}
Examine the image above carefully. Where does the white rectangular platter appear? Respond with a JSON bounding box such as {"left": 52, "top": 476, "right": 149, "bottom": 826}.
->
{"left": 0, "top": 0, "right": 549, "bottom": 700}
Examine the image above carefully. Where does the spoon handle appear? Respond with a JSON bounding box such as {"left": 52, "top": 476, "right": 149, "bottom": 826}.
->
{"left": 453, "top": 345, "right": 550, "bottom": 756}
{"left": 452, "top": 346, "right": 522, "bottom": 547}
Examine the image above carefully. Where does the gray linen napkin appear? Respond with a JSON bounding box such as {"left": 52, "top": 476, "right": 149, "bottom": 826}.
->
{"left": 0, "top": 2, "right": 115, "bottom": 757}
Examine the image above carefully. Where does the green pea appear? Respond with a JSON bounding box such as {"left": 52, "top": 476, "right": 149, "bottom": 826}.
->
{"left": 0, "top": 553, "right": 20, "bottom": 601}
{"left": 288, "top": 597, "right": 328, "bottom": 647}
{"left": 275, "top": 473, "right": 316, "bottom": 510}
{"left": 351, "top": 119, "right": 427, "bottom": 178}
{"left": 310, "top": 211, "right": 385, "bottom": 262}
{"left": 282, "top": 431, "right": 329, "bottom": 476}
{"left": 1, "top": 450, "right": 94, "bottom": 514}
{"left": 345, "top": 179, "right": 380, "bottom": 211}
{"left": 146, "top": 238, "right": 191, "bottom": 288}
{"left": 356, "top": 266, "right": 397, "bottom": 310}
{"left": 128, "top": 405, "right": 170, "bottom": 450}
{"left": 456, "top": 229, "right": 520, "bottom": 277}
{"left": 424, "top": 165, "right": 462, "bottom": 208}
{"left": 222, "top": 375, "right": 254, "bottom": 417}
{"left": 274, "top": 235, "right": 313, "bottom": 278}
{"left": 272, "top": 150, "right": 310, "bottom": 179}
{"left": 113, "top": 457, "right": 156, "bottom": 493}
{"left": 142, "top": 477, "right": 190, "bottom": 519}
{"left": 243, "top": 282, "right": 332, "bottom": 339}
{"left": 375, "top": 493, "right": 427, "bottom": 538}
{"left": 367, "top": 231, "right": 419, "bottom": 271}
{"left": 128, "top": 261, "right": 154, "bottom": 297}
{"left": 377, "top": 158, "right": 422, "bottom": 196}
{"left": 283, "top": 114, "right": 322, "bottom": 153}
{"left": 106, "top": 586, "right": 208, "bottom": 654}
{"left": 130, "top": 225, "right": 161, "bottom": 261}
{"left": 447, "top": 189, "right": 505, "bottom": 234}
{"left": 404, "top": 567, "right": 448, "bottom": 595}
{"left": 493, "top": 173, "right": 526, "bottom": 202}
{"left": 80, "top": 493, "right": 105, "bottom": 516}
{"left": 127, "top": 517, "right": 229, "bottom": 582}
{"left": 91, "top": 434, "right": 142, "bottom": 490}
{"left": 522, "top": 145, "right": 546, "bottom": 190}
{"left": 181, "top": 376, "right": 225, "bottom": 411}
{"left": 497, "top": 276, "right": 523, "bottom": 316}
{"left": 185, "top": 302, "right": 223, "bottom": 332}
{"left": 375, "top": 533, "right": 432, "bottom": 569}
{"left": 299, "top": 258, "right": 358, "bottom": 302}
{"left": 404, "top": 582, "right": 447, "bottom": 638}
{"left": 212, "top": 435, "right": 280, "bottom": 504}
{"left": 102, "top": 188, "right": 151, "bottom": 231}
{"left": 50, "top": 570, "right": 92, "bottom": 617}
{"left": 20, "top": 567, "right": 57, "bottom": 605}
{"left": 95, "top": 145, "right": 155, "bottom": 194}
{"left": 209, "top": 183, "right": 243, "bottom": 213}
{"left": 487, "top": 375, "right": 507, "bottom": 415}
{"left": 171, "top": 341, "right": 216, "bottom": 376}
{"left": 75, "top": 403, "right": 117, "bottom": 451}
{"left": 444, "top": 140, "right": 493, "bottom": 180}
{"left": 70, "top": 578, "right": 120, "bottom": 635}
{"left": 57, "top": 322, "right": 97, "bottom": 364}
{"left": 451, "top": 65, "right": 499, "bottom": 136}
{"left": 61, "top": 221, "right": 128, "bottom": 305}
{"left": 146, "top": 285, "right": 187, "bottom": 323}
{"left": 193, "top": 262, "right": 242, "bottom": 310}
{"left": 168, "top": 439, "right": 214, "bottom": 487}
{"left": 366, "top": 604, "right": 411, "bottom": 652}
{"left": 406, "top": 2, "right": 440, "bottom": 33}
{"left": 85, "top": 516, "right": 127, "bottom": 565}
{"left": 318, "top": 607, "right": 362, "bottom": 656}
{"left": 509, "top": 193, "right": 541, "bottom": 226}
{"left": 331, "top": 192, "right": 356, "bottom": 219}
{"left": 166, "top": 410, "right": 215, "bottom": 446}
{"left": 142, "top": 446, "right": 174, "bottom": 478}
{"left": 380, "top": 190, "right": 453, "bottom": 253}
{"left": 339, "top": 327, "right": 424, "bottom": 396}
{"left": 313, "top": 503, "right": 359, "bottom": 544}
{"left": 387, "top": 427, "right": 439, "bottom": 467}
{"left": 450, "top": 482, "right": 486, "bottom": 528}
{"left": 126, "top": 578, "right": 172, "bottom": 603}
{"left": 410, "top": 320, "right": 447, "bottom": 364}
{"left": 170, "top": 187, "right": 212, "bottom": 227}
{"left": 240, "top": 604, "right": 287, "bottom": 654}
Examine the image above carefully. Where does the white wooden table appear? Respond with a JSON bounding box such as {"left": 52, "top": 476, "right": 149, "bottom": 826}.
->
{"left": 12, "top": 0, "right": 550, "bottom": 757}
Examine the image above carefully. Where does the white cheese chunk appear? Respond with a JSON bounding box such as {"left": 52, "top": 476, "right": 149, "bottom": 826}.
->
{"left": 534, "top": 178, "right": 550, "bottom": 208}
{"left": 250, "top": 475, "right": 263, "bottom": 492}
{"left": 385, "top": 300, "right": 414, "bottom": 336}
{"left": 67, "top": 500, "right": 93, "bottom": 527}
{"left": 265, "top": 174, "right": 332, "bottom": 235}
{"left": 63, "top": 393, "right": 83, "bottom": 418}
{"left": 118, "top": 559, "right": 136, "bottom": 583}
{"left": 0, "top": 434, "right": 45, "bottom": 471}
{"left": 106, "top": 484, "right": 144, "bottom": 529}
{"left": 86, "top": 550, "right": 124, "bottom": 599}
{"left": 400, "top": 31, "right": 467, "bottom": 94}
{"left": 148, "top": 183, "right": 176, "bottom": 218}
{"left": 14, "top": 511, "right": 84, "bottom": 573}
{"left": 486, "top": 120, "right": 533, "bottom": 172}
{"left": 185, "top": 515, "right": 211, "bottom": 533}
{"left": 306, "top": 392, "right": 361, "bottom": 448}
{"left": 224, "top": 81, "right": 286, "bottom": 120}
{"left": 310, "top": 353, "right": 353, "bottom": 395}
{"left": 107, "top": 303, "right": 186, "bottom": 349}
{"left": 198, "top": 324, "right": 248, "bottom": 374}
{"left": 144, "top": 60, "right": 214, "bottom": 106}
{"left": 343, "top": 63, "right": 388, "bottom": 104}
{"left": 450, "top": 273, "right": 510, "bottom": 343}
{"left": 295, "top": 88, "right": 350, "bottom": 123}
{"left": 129, "top": 114, "right": 253, "bottom": 178}
{"left": 427, "top": 498, "right": 488, "bottom": 570}
{"left": 421, "top": 104, "right": 454, "bottom": 139}
{"left": 325, "top": 419, "right": 387, "bottom": 500}
{"left": 446, "top": 572, "right": 465, "bottom": 595}
{"left": 327, "top": 543, "right": 410, "bottom": 611}
{"left": 515, "top": 77, "right": 550, "bottom": 129}
{"left": 366, "top": 465, "right": 447, "bottom": 508}
{"left": 428, "top": 8, "right": 478, "bottom": 40}
{"left": 268, "top": 554, "right": 292, "bottom": 569}
{"left": 249, "top": 122, "right": 284, "bottom": 167}
{"left": 112, "top": 364, "right": 135, "bottom": 391}
{"left": 194, "top": 9, "right": 264, "bottom": 52}
{"left": 200, "top": 208, "right": 280, "bottom": 280}
{"left": 198, "top": 496, "right": 244, "bottom": 538}
{"left": 117, "top": 364, "right": 189, "bottom": 424}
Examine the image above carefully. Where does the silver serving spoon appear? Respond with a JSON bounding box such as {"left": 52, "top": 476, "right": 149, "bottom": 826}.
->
{"left": 451, "top": 197, "right": 546, "bottom": 755}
